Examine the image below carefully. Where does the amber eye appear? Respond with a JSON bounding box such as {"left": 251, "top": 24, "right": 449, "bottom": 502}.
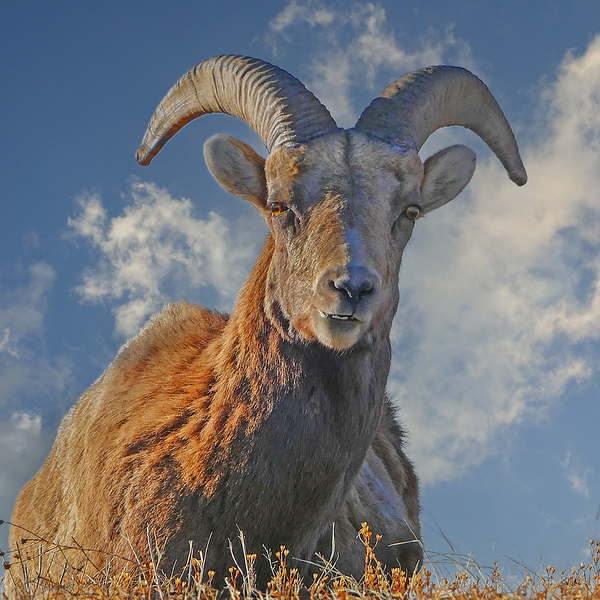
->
{"left": 269, "top": 202, "right": 289, "bottom": 216}
{"left": 405, "top": 205, "right": 421, "bottom": 221}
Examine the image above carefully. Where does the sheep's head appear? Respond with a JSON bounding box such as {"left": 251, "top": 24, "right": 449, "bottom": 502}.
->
{"left": 137, "top": 56, "right": 526, "bottom": 351}
{"left": 203, "top": 132, "right": 475, "bottom": 350}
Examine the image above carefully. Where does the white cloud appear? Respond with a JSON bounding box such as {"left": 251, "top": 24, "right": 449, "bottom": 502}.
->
{"left": 269, "top": 0, "right": 335, "bottom": 34}
{"left": 0, "top": 263, "right": 71, "bottom": 412}
{"left": 0, "top": 329, "right": 18, "bottom": 357}
{"left": 389, "top": 34, "right": 600, "bottom": 484}
{"left": 560, "top": 452, "right": 592, "bottom": 498}
{"left": 349, "top": 6, "right": 472, "bottom": 88}
{"left": 0, "top": 266, "right": 72, "bottom": 545}
{"left": 0, "top": 262, "right": 54, "bottom": 357}
{"left": 267, "top": 2, "right": 475, "bottom": 127}
{"left": 0, "top": 411, "right": 44, "bottom": 499}
{"left": 68, "top": 181, "right": 262, "bottom": 338}
{"left": 0, "top": 411, "right": 42, "bottom": 454}
{"left": 0, "top": 411, "right": 54, "bottom": 557}
{"left": 567, "top": 473, "right": 591, "bottom": 499}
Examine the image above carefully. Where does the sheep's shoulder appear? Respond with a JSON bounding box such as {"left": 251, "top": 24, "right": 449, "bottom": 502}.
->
{"left": 111, "top": 301, "right": 228, "bottom": 372}
{"left": 70, "top": 302, "right": 228, "bottom": 444}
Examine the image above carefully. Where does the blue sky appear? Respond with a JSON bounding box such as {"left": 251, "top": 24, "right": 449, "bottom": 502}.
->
{"left": 1, "top": 0, "right": 600, "bottom": 580}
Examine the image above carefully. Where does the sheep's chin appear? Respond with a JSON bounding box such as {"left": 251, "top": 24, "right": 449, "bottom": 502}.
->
{"left": 311, "top": 312, "right": 366, "bottom": 351}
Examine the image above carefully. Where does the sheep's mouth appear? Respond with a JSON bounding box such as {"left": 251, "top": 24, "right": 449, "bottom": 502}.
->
{"left": 313, "top": 309, "right": 365, "bottom": 350}
{"left": 319, "top": 310, "right": 360, "bottom": 322}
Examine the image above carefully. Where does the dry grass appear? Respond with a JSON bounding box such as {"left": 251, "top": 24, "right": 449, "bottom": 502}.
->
{"left": 2, "top": 521, "right": 599, "bottom": 600}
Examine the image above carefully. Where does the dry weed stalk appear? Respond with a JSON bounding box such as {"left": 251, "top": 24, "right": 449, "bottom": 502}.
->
{"left": 2, "top": 520, "right": 600, "bottom": 600}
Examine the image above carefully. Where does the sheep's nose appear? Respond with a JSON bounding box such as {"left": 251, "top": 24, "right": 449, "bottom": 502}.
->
{"left": 331, "top": 268, "right": 375, "bottom": 300}
{"left": 317, "top": 265, "right": 381, "bottom": 306}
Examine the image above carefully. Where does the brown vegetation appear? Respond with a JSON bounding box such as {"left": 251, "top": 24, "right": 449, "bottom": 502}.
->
{"left": 3, "top": 520, "right": 599, "bottom": 599}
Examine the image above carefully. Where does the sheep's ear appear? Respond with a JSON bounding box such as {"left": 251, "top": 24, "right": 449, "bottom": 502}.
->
{"left": 420, "top": 145, "right": 476, "bottom": 213}
{"left": 204, "top": 134, "right": 268, "bottom": 215}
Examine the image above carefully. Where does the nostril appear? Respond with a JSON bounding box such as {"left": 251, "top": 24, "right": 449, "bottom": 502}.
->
{"left": 358, "top": 279, "right": 374, "bottom": 296}
{"left": 333, "top": 275, "right": 374, "bottom": 300}
{"left": 320, "top": 266, "right": 380, "bottom": 304}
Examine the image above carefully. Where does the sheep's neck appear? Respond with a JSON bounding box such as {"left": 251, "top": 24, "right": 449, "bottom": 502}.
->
{"left": 203, "top": 236, "right": 393, "bottom": 552}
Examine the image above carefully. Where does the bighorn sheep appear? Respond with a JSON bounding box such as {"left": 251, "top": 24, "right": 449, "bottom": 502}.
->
{"left": 8, "top": 56, "right": 526, "bottom": 590}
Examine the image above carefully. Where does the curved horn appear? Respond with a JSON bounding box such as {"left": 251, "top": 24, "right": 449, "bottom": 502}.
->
{"left": 136, "top": 55, "right": 338, "bottom": 166}
{"left": 354, "top": 66, "right": 527, "bottom": 186}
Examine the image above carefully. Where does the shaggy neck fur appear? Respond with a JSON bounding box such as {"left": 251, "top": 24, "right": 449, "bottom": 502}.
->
{"left": 162, "top": 234, "right": 394, "bottom": 576}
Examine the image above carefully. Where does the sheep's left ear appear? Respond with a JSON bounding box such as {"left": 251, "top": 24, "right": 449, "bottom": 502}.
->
{"left": 420, "top": 145, "right": 476, "bottom": 213}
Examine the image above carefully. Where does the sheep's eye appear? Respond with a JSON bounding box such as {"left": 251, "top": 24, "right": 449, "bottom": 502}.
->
{"left": 269, "top": 202, "right": 290, "bottom": 216}
{"left": 405, "top": 205, "right": 421, "bottom": 221}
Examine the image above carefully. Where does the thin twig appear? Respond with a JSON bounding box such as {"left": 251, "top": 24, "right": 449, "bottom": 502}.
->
{"left": 146, "top": 526, "right": 166, "bottom": 600}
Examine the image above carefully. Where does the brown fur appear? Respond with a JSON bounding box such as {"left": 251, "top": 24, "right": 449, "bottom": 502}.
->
{"left": 9, "top": 127, "right": 481, "bottom": 591}
{"left": 10, "top": 238, "right": 419, "bottom": 588}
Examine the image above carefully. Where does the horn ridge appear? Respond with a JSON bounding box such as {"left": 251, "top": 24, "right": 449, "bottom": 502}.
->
{"left": 354, "top": 65, "right": 527, "bottom": 186}
{"left": 136, "top": 55, "right": 338, "bottom": 166}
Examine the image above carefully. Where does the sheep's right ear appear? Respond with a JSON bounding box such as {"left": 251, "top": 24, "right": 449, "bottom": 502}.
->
{"left": 204, "top": 134, "right": 268, "bottom": 215}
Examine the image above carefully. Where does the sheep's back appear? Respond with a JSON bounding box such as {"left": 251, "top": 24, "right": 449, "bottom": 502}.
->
{"left": 9, "top": 302, "right": 228, "bottom": 572}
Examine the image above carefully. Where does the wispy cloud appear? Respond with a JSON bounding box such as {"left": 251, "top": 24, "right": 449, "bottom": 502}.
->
{"left": 0, "top": 410, "right": 55, "bottom": 553}
{"left": 561, "top": 452, "right": 593, "bottom": 498}
{"left": 390, "top": 34, "right": 600, "bottom": 484}
{"left": 269, "top": 0, "right": 335, "bottom": 35}
{"left": 68, "top": 181, "right": 263, "bottom": 338}
{"left": 0, "top": 262, "right": 54, "bottom": 360}
{"left": 0, "top": 411, "right": 43, "bottom": 502}
{"left": 0, "top": 262, "right": 71, "bottom": 413}
{"left": 266, "top": 2, "right": 474, "bottom": 127}
{"left": 0, "top": 264, "right": 71, "bottom": 530}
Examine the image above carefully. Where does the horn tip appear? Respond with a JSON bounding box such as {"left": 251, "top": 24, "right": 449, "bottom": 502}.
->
{"left": 136, "top": 146, "right": 152, "bottom": 167}
{"left": 510, "top": 169, "right": 528, "bottom": 186}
